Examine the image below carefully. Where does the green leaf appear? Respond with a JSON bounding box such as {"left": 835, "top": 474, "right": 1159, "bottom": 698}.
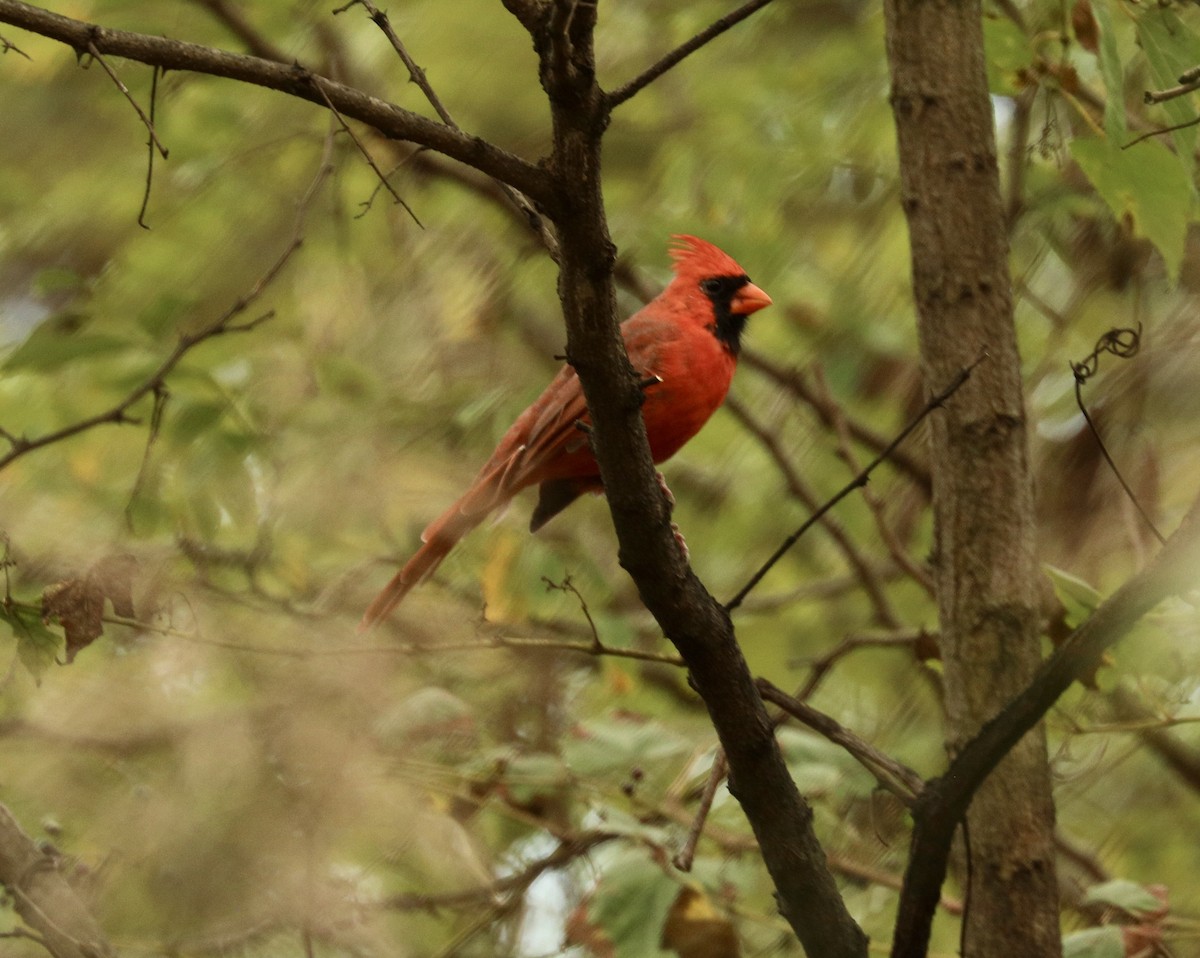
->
{"left": 1044, "top": 564, "right": 1102, "bottom": 628}
{"left": 31, "top": 267, "right": 85, "bottom": 298}
{"left": 589, "top": 851, "right": 677, "bottom": 958}
{"left": 1137, "top": 8, "right": 1200, "bottom": 190}
{"left": 1071, "top": 137, "right": 1192, "bottom": 279}
{"left": 136, "top": 293, "right": 198, "bottom": 338}
{"left": 1083, "top": 878, "right": 1164, "bottom": 916}
{"left": 2, "top": 322, "right": 129, "bottom": 373}
{"left": 1091, "top": 0, "right": 1126, "bottom": 142}
{"left": 167, "top": 400, "right": 227, "bottom": 445}
{"left": 562, "top": 716, "right": 691, "bottom": 780}
{"left": 983, "top": 16, "right": 1031, "bottom": 96}
{"left": 1062, "top": 927, "right": 1125, "bottom": 958}
{"left": 0, "top": 602, "right": 62, "bottom": 679}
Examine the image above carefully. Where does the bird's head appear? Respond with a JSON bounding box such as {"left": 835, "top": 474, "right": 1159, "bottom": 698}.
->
{"left": 668, "top": 235, "right": 772, "bottom": 354}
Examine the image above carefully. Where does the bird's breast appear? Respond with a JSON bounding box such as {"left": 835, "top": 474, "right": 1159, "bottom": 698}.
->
{"left": 642, "top": 333, "right": 736, "bottom": 463}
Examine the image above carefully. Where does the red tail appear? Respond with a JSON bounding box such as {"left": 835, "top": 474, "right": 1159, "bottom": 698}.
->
{"left": 357, "top": 501, "right": 481, "bottom": 630}
{"left": 358, "top": 452, "right": 526, "bottom": 631}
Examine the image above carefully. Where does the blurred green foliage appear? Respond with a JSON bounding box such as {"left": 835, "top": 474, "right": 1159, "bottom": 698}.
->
{"left": 1, "top": 1, "right": 1199, "bottom": 956}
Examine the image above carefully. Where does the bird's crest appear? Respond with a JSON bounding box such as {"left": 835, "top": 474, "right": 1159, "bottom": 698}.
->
{"left": 669, "top": 235, "right": 747, "bottom": 281}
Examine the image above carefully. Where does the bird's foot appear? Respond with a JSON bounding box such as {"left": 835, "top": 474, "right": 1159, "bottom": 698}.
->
{"left": 655, "top": 471, "right": 676, "bottom": 511}
{"left": 671, "top": 521, "right": 690, "bottom": 561}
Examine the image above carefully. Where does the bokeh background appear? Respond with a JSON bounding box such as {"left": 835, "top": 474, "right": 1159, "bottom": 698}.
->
{"left": 1, "top": 1, "right": 1198, "bottom": 955}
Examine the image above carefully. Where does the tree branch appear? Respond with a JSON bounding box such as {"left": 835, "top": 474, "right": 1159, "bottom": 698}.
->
{"left": 741, "top": 348, "right": 932, "bottom": 494}
{"left": 758, "top": 678, "right": 925, "bottom": 803}
{"left": 606, "top": 0, "right": 777, "bottom": 109}
{"left": 0, "top": 0, "right": 554, "bottom": 207}
{"left": 891, "top": 491, "right": 1200, "bottom": 957}
{"left": 337, "top": 0, "right": 560, "bottom": 258}
{"left": 724, "top": 353, "right": 982, "bottom": 612}
{"left": 526, "top": 2, "right": 867, "bottom": 954}
{"left": 724, "top": 394, "right": 902, "bottom": 627}
{"left": 0, "top": 802, "right": 113, "bottom": 958}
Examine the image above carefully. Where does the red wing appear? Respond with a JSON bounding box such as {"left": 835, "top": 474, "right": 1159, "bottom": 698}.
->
{"left": 443, "top": 312, "right": 678, "bottom": 525}
{"left": 519, "top": 314, "right": 679, "bottom": 474}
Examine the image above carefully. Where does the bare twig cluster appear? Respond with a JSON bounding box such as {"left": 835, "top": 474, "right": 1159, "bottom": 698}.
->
{"left": 0, "top": 139, "right": 333, "bottom": 473}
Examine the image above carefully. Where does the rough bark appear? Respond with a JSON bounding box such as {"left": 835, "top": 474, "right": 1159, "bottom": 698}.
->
{"left": 882, "top": 0, "right": 1061, "bottom": 955}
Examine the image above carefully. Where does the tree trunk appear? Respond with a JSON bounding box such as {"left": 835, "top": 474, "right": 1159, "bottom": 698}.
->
{"left": 882, "top": 0, "right": 1062, "bottom": 955}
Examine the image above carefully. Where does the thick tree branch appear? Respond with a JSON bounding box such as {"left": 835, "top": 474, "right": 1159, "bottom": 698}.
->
{"left": 0, "top": 802, "right": 113, "bottom": 958}
{"left": 892, "top": 493, "right": 1200, "bottom": 956}
{"left": 0, "top": 0, "right": 554, "bottom": 207}
{"left": 523, "top": 2, "right": 867, "bottom": 955}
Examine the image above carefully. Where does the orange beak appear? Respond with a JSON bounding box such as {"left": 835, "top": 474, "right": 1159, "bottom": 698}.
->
{"left": 731, "top": 281, "right": 773, "bottom": 315}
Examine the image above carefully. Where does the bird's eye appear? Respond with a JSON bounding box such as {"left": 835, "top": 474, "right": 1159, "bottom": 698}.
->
{"left": 700, "top": 278, "right": 723, "bottom": 295}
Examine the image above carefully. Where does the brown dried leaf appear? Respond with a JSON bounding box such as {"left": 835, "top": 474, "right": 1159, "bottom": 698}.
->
{"left": 41, "top": 554, "right": 138, "bottom": 664}
{"left": 661, "top": 887, "right": 740, "bottom": 958}
{"left": 565, "top": 900, "right": 615, "bottom": 958}
{"left": 42, "top": 578, "right": 104, "bottom": 664}
{"left": 1121, "top": 884, "right": 1169, "bottom": 958}
{"left": 1073, "top": 0, "right": 1100, "bottom": 54}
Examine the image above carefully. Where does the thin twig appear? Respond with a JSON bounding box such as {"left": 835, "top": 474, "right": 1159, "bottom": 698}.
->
{"left": 1123, "top": 114, "right": 1200, "bottom": 150}
{"left": 724, "top": 394, "right": 902, "bottom": 628}
{"left": 1, "top": 30, "right": 30, "bottom": 58}
{"left": 758, "top": 679, "right": 925, "bottom": 804}
{"left": 1144, "top": 76, "right": 1200, "bottom": 105}
{"left": 812, "top": 366, "right": 935, "bottom": 596}
{"left": 309, "top": 72, "right": 422, "bottom": 225}
{"left": 606, "top": 0, "right": 776, "bottom": 109}
{"left": 381, "top": 830, "right": 617, "bottom": 909}
{"left": 333, "top": 0, "right": 455, "bottom": 125}
{"left": 742, "top": 348, "right": 931, "bottom": 493}
{"left": 124, "top": 383, "right": 169, "bottom": 531}
{"left": 542, "top": 575, "right": 601, "bottom": 650}
{"left": 724, "top": 351, "right": 986, "bottom": 612}
{"left": 49, "top": 598, "right": 686, "bottom": 665}
{"left": 791, "top": 628, "right": 937, "bottom": 702}
{"left": 189, "top": 0, "right": 289, "bottom": 62}
{"left": 86, "top": 40, "right": 169, "bottom": 159}
{"left": 673, "top": 751, "right": 727, "bottom": 871}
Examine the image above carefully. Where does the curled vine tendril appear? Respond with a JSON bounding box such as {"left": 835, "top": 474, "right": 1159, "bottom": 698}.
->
{"left": 1069, "top": 324, "right": 1166, "bottom": 546}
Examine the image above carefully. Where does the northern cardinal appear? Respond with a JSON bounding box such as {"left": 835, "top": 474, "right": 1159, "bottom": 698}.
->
{"left": 360, "top": 236, "right": 771, "bottom": 629}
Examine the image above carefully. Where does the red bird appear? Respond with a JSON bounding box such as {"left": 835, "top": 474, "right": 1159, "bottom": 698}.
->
{"left": 360, "top": 236, "right": 771, "bottom": 629}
